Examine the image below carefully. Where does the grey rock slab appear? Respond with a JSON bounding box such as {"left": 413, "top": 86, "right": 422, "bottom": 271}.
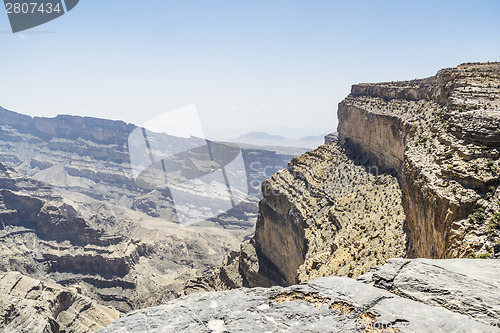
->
{"left": 359, "top": 258, "right": 500, "bottom": 327}
{"left": 98, "top": 276, "right": 496, "bottom": 333}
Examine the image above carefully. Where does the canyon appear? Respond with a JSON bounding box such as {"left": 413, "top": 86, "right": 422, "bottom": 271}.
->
{"left": 1, "top": 62, "right": 499, "bottom": 332}
{"left": 0, "top": 107, "right": 295, "bottom": 331}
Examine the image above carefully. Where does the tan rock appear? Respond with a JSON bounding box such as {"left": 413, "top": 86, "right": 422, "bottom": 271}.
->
{"left": 0, "top": 271, "right": 120, "bottom": 333}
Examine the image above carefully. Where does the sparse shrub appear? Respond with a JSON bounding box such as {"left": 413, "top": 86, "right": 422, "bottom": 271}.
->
{"left": 488, "top": 212, "right": 500, "bottom": 230}
{"left": 469, "top": 207, "right": 485, "bottom": 221}
{"left": 487, "top": 159, "right": 498, "bottom": 174}
{"left": 486, "top": 186, "right": 496, "bottom": 199}
{"left": 420, "top": 136, "right": 429, "bottom": 143}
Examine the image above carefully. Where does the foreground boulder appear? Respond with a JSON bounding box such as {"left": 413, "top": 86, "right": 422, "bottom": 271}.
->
{"left": 358, "top": 258, "right": 500, "bottom": 327}
{"left": 99, "top": 259, "right": 499, "bottom": 332}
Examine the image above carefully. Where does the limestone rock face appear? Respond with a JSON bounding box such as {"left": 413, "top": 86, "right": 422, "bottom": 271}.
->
{"left": 338, "top": 62, "right": 500, "bottom": 258}
{"left": 184, "top": 140, "right": 407, "bottom": 291}
{"left": 100, "top": 259, "right": 500, "bottom": 333}
{"left": 0, "top": 271, "right": 119, "bottom": 333}
{"left": 324, "top": 132, "right": 338, "bottom": 143}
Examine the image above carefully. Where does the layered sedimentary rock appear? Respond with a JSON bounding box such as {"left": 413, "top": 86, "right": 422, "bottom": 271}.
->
{"left": 184, "top": 62, "right": 499, "bottom": 294}
{"left": 184, "top": 141, "right": 407, "bottom": 291}
{"left": 0, "top": 107, "right": 293, "bottom": 235}
{"left": 0, "top": 162, "right": 150, "bottom": 312}
{"left": 0, "top": 272, "right": 120, "bottom": 333}
{"left": 0, "top": 161, "right": 250, "bottom": 319}
{"left": 0, "top": 107, "right": 295, "bottom": 318}
{"left": 100, "top": 259, "right": 500, "bottom": 333}
{"left": 338, "top": 62, "right": 500, "bottom": 258}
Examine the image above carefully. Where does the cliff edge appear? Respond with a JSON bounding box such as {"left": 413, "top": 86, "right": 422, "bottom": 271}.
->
{"left": 184, "top": 62, "right": 500, "bottom": 293}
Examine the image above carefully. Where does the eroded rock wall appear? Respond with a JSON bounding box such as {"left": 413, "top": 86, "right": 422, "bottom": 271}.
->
{"left": 338, "top": 103, "right": 410, "bottom": 172}
{"left": 339, "top": 62, "right": 500, "bottom": 259}
{"left": 184, "top": 141, "right": 407, "bottom": 292}
{"left": 0, "top": 271, "right": 120, "bottom": 333}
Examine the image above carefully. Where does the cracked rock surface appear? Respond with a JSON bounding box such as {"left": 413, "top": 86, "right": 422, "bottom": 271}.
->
{"left": 358, "top": 258, "right": 500, "bottom": 327}
{"left": 99, "top": 259, "right": 499, "bottom": 332}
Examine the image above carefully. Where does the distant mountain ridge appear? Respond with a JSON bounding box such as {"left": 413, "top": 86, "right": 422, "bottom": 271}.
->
{"left": 232, "top": 131, "right": 326, "bottom": 149}
{"left": 236, "top": 132, "right": 288, "bottom": 140}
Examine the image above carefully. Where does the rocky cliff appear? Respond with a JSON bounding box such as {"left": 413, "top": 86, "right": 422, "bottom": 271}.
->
{"left": 0, "top": 107, "right": 293, "bottom": 235}
{"left": 0, "top": 272, "right": 120, "bottom": 332}
{"left": 4, "top": 63, "right": 500, "bottom": 331}
{"left": 338, "top": 62, "right": 500, "bottom": 258}
{"left": 0, "top": 162, "right": 155, "bottom": 312}
{"left": 184, "top": 62, "right": 500, "bottom": 294}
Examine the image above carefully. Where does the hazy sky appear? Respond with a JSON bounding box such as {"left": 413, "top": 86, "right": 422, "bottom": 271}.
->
{"left": 1, "top": 0, "right": 499, "bottom": 140}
